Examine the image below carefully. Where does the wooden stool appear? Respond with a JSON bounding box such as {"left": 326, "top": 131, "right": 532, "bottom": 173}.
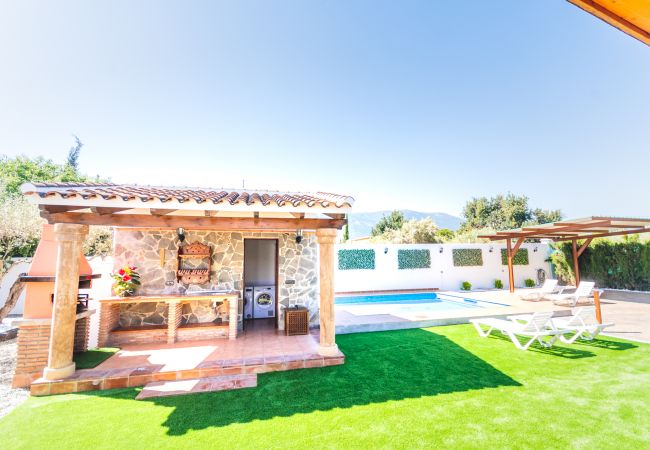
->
{"left": 284, "top": 306, "right": 309, "bottom": 336}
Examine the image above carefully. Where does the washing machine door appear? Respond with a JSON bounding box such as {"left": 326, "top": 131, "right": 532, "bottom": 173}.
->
{"left": 254, "top": 292, "right": 275, "bottom": 318}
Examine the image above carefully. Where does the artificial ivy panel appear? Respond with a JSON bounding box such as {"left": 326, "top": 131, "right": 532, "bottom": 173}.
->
{"left": 501, "top": 248, "right": 529, "bottom": 265}
{"left": 338, "top": 249, "right": 376, "bottom": 270}
{"left": 398, "top": 249, "right": 431, "bottom": 270}
{"left": 452, "top": 248, "right": 483, "bottom": 267}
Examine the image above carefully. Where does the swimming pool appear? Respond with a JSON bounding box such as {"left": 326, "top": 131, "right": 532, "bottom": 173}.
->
{"left": 335, "top": 292, "right": 508, "bottom": 312}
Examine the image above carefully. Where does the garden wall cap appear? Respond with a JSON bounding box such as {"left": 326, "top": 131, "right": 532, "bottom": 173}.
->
{"left": 20, "top": 182, "right": 355, "bottom": 211}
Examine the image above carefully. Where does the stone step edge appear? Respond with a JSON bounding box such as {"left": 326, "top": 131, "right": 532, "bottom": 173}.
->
{"left": 135, "top": 374, "right": 257, "bottom": 400}
{"left": 30, "top": 354, "right": 345, "bottom": 396}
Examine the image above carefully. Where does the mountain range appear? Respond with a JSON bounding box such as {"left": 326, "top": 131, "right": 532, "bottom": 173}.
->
{"left": 347, "top": 210, "right": 462, "bottom": 239}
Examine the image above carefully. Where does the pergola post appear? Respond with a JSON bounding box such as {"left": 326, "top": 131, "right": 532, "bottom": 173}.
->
{"left": 506, "top": 237, "right": 524, "bottom": 293}
{"left": 507, "top": 239, "right": 515, "bottom": 293}
{"left": 316, "top": 228, "right": 339, "bottom": 357}
{"left": 572, "top": 238, "right": 592, "bottom": 287}
{"left": 43, "top": 224, "right": 88, "bottom": 380}
{"left": 572, "top": 239, "right": 580, "bottom": 286}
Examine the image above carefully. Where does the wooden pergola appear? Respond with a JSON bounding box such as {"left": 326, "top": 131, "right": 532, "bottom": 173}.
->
{"left": 479, "top": 216, "right": 650, "bottom": 293}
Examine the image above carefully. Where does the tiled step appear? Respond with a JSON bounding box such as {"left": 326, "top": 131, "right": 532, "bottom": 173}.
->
{"left": 135, "top": 374, "right": 257, "bottom": 400}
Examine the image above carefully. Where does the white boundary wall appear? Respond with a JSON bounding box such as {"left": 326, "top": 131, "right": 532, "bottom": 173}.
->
{"left": 335, "top": 243, "right": 553, "bottom": 292}
{"left": 0, "top": 259, "right": 31, "bottom": 316}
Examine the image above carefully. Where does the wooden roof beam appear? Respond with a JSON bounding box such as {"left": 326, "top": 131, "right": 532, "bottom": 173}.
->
{"left": 150, "top": 208, "right": 178, "bottom": 216}
{"left": 39, "top": 205, "right": 88, "bottom": 214}
{"left": 42, "top": 212, "right": 346, "bottom": 230}
{"left": 555, "top": 227, "right": 650, "bottom": 241}
{"left": 90, "top": 207, "right": 134, "bottom": 215}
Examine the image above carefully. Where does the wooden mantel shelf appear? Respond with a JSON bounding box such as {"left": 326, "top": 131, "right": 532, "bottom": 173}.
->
{"left": 98, "top": 292, "right": 239, "bottom": 304}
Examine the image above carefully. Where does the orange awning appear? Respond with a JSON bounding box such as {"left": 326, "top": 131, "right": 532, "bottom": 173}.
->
{"left": 568, "top": 0, "right": 650, "bottom": 46}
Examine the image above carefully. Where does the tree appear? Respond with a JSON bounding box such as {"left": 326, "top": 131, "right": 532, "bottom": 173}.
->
{"left": 0, "top": 153, "right": 105, "bottom": 197}
{"left": 0, "top": 194, "right": 41, "bottom": 271}
{"left": 83, "top": 226, "right": 113, "bottom": 257}
{"left": 66, "top": 135, "right": 83, "bottom": 171}
{"left": 342, "top": 224, "right": 349, "bottom": 242}
{"left": 436, "top": 228, "right": 455, "bottom": 242}
{"left": 397, "top": 218, "right": 440, "bottom": 243}
{"left": 460, "top": 194, "right": 561, "bottom": 233}
{"left": 0, "top": 194, "right": 41, "bottom": 321}
{"left": 372, "top": 218, "right": 441, "bottom": 244}
{"left": 0, "top": 149, "right": 110, "bottom": 319}
{"left": 371, "top": 210, "right": 405, "bottom": 237}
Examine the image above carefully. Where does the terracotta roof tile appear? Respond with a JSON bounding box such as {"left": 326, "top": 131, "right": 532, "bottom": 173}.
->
{"left": 22, "top": 182, "right": 354, "bottom": 209}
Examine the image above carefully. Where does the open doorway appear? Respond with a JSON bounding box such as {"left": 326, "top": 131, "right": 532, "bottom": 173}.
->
{"left": 243, "top": 239, "right": 279, "bottom": 328}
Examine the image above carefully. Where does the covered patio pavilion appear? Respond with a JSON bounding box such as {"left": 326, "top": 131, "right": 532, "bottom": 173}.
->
{"left": 18, "top": 182, "right": 353, "bottom": 395}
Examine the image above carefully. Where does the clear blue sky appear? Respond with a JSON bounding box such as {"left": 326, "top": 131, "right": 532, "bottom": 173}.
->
{"left": 1, "top": 1, "right": 648, "bottom": 217}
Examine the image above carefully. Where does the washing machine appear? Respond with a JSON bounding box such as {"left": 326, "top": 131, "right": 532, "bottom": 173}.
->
{"left": 253, "top": 286, "right": 276, "bottom": 319}
{"left": 243, "top": 287, "right": 254, "bottom": 319}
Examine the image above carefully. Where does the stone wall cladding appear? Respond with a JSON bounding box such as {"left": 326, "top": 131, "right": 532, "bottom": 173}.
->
{"left": 114, "top": 230, "right": 320, "bottom": 328}
{"left": 119, "top": 302, "right": 169, "bottom": 327}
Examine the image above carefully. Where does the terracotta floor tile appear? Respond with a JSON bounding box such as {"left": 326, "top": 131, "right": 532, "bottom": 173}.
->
{"left": 53, "top": 321, "right": 343, "bottom": 395}
{"left": 30, "top": 382, "right": 51, "bottom": 396}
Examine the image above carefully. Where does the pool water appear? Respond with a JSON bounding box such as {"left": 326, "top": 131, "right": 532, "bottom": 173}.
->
{"left": 335, "top": 292, "right": 507, "bottom": 313}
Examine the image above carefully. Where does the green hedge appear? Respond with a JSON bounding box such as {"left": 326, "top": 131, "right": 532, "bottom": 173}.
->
{"left": 553, "top": 240, "right": 650, "bottom": 290}
{"left": 338, "top": 249, "right": 375, "bottom": 270}
{"left": 452, "top": 248, "right": 483, "bottom": 267}
{"left": 501, "top": 248, "right": 529, "bottom": 265}
{"left": 398, "top": 249, "right": 431, "bottom": 270}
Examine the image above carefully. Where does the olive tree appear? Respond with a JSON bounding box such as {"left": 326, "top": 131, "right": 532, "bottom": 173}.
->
{"left": 0, "top": 195, "right": 41, "bottom": 320}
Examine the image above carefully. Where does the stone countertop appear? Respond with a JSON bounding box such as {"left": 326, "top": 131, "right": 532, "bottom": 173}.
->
{"left": 98, "top": 292, "right": 240, "bottom": 304}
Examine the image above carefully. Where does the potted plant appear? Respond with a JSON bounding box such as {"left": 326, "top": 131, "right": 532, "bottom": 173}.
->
{"left": 524, "top": 278, "right": 536, "bottom": 288}
{"left": 494, "top": 279, "right": 503, "bottom": 289}
{"left": 461, "top": 281, "right": 472, "bottom": 291}
{"left": 112, "top": 265, "right": 141, "bottom": 297}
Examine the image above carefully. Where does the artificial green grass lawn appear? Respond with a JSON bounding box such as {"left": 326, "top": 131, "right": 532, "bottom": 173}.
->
{"left": 2, "top": 325, "right": 649, "bottom": 449}
{"left": 73, "top": 348, "right": 120, "bottom": 369}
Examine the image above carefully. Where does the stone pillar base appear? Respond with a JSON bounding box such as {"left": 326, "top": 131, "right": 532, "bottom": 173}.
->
{"left": 43, "top": 362, "right": 75, "bottom": 380}
{"left": 318, "top": 343, "right": 340, "bottom": 357}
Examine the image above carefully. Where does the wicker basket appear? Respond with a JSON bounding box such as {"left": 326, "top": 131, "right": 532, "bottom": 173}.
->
{"left": 284, "top": 306, "right": 309, "bottom": 336}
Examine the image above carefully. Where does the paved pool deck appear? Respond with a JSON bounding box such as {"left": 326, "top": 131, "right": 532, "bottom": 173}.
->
{"left": 598, "top": 291, "right": 650, "bottom": 343}
{"left": 335, "top": 289, "right": 574, "bottom": 334}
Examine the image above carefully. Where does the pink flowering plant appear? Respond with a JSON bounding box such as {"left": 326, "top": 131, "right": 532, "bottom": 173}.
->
{"left": 111, "top": 265, "right": 141, "bottom": 297}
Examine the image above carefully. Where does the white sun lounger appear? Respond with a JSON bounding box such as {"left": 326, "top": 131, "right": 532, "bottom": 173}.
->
{"left": 509, "top": 306, "right": 614, "bottom": 344}
{"left": 470, "top": 312, "right": 568, "bottom": 351}
{"left": 545, "top": 281, "right": 595, "bottom": 307}
{"left": 519, "top": 279, "right": 559, "bottom": 301}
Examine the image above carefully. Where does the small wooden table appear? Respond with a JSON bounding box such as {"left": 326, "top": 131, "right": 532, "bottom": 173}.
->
{"left": 284, "top": 306, "right": 309, "bottom": 336}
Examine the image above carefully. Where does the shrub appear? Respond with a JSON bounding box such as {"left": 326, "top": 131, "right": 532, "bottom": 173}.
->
{"left": 461, "top": 281, "right": 472, "bottom": 291}
{"left": 500, "top": 248, "right": 529, "bottom": 265}
{"left": 524, "top": 278, "right": 536, "bottom": 288}
{"left": 551, "top": 238, "right": 650, "bottom": 291}
{"left": 452, "top": 248, "right": 483, "bottom": 267}
{"left": 494, "top": 279, "right": 503, "bottom": 289}
{"left": 338, "top": 249, "right": 375, "bottom": 270}
{"left": 83, "top": 226, "right": 113, "bottom": 257}
{"left": 398, "top": 249, "right": 431, "bottom": 269}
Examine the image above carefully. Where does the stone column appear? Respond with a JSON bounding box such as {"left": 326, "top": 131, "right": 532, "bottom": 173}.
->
{"left": 316, "top": 228, "right": 338, "bottom": 356}
{"left": 44, "top": 223, "right": 88, "bottom": 380}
